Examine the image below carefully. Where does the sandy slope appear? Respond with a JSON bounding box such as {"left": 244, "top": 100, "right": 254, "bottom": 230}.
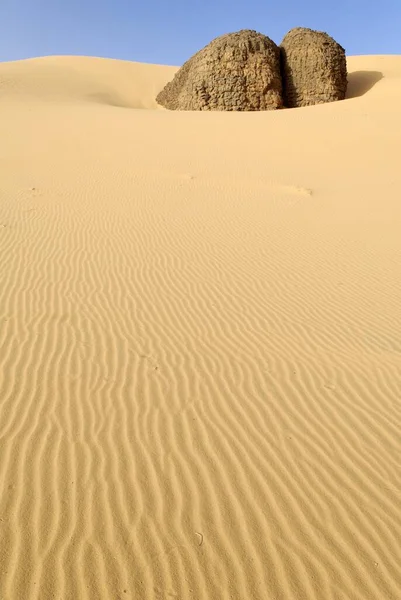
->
{"left": 0, "top": 53, "right": 401, "bottom": 600}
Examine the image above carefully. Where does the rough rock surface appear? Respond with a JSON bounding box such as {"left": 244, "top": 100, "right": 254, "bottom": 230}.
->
{"left": 280, "top": 27, "right": 347, "bottom": 108}
{"left": 156, "top": 30, "right": 283, "bottom": 111}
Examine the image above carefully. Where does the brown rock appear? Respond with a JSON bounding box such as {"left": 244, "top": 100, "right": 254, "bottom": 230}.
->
{"left": 156, "top": 30, "right": 283, "bottom": 111}
{"left": 280, "top": 27, "right": 347, "bottom": 108}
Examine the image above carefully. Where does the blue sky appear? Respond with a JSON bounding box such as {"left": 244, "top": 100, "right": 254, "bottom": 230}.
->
{"left": 1, "top": 0, "right": 400, "bottom": 64}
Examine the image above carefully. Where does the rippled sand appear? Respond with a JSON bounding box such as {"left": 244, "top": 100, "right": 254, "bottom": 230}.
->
{"left": 0, "top": 54, "right": 401, "bottom": 599}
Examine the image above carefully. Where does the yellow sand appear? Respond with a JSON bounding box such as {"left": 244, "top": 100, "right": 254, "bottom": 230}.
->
{"left": 0, "top": 54, "right": 401, "bottom": 600}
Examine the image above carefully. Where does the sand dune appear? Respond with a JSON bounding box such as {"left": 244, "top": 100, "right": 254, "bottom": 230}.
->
{"left": 0, "top": 54, "right": 401, "bottom": 600}
{"left": 0, "top": 55, "right": 177, "bottom": 108}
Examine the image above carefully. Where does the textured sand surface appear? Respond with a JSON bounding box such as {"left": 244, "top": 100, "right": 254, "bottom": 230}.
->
{"left": 1, "top": 55, "right": 401, "bottom": 600}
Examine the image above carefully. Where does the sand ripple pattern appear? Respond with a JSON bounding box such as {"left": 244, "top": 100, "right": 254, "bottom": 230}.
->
{"left": 1, "top": 59, "right": 401, "bottom": 599}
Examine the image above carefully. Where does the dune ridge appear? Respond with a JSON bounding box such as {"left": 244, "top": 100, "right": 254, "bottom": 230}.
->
{"left": 0, "top": 54, "right": 401, "bottom": 599}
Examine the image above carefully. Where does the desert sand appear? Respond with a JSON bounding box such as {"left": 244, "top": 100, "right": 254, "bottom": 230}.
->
{"left": 0, "top": 54, "right": 401, "bottom": 600}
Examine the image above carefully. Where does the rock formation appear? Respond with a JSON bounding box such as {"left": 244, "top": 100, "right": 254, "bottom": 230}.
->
{"left": 156, "top": 30, "right": 283, "bottom": 111}
{"left": 280, "top": 27, "right": 347, "bottom": 108}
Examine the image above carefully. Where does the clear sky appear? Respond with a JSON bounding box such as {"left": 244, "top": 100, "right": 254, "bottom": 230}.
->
{"left": 1, "top": 0, "right": 400, "bottom": 64}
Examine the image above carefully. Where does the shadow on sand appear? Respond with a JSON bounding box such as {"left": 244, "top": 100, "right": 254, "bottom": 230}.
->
{"left": 346, "top": 71, "right": 383, "bottom": 99}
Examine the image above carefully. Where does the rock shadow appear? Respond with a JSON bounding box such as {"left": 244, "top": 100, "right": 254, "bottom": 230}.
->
{"left": 346, "top": 71, "right": 383, "bottom": 98}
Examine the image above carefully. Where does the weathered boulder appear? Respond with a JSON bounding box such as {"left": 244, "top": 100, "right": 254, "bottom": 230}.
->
{"left": 156, "top": 30, "right": 283, "bottom": 111}
{"left": 280, "top": 27, "right": 347, "bottom": 108}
